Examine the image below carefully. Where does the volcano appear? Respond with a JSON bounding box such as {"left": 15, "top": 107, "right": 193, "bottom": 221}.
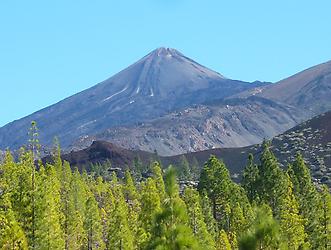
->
{"left": 0, "top": 48, "right": 260, "bottom": 150}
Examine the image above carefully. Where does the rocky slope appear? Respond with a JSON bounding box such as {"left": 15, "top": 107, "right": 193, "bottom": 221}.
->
{"left": 59, "top": 111, "right": 331, "bottom": 188}
{"left": 72, "top": 96, "right": 302, "bottom": 155}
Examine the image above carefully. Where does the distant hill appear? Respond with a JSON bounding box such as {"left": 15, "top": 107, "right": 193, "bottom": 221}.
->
{"left": 55, "top": 141, "right": 155, "bottom": 172}
{"left": 56, "top": 111, "right": 331, "bottom": 188}
{"left": 259, "top": 60, "right": 331, "bottom": 116}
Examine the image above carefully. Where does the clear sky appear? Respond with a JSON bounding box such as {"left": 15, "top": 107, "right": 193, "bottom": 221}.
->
{"left": 0, "top": 1, "right": 331, "bottom": 127}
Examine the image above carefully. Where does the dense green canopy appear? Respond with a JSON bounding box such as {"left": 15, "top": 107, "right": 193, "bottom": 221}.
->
{"left": 0, "top": 132, "right": 330, "bottom": 249}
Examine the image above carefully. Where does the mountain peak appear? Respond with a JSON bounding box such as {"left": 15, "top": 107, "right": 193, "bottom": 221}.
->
{"left": 149, "top": 47, "right": 183, "bottom": 58}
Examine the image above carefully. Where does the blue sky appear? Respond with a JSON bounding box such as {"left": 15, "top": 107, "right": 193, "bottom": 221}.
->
{"left": 0, "top": 0, "right": 331, "bottom": 127}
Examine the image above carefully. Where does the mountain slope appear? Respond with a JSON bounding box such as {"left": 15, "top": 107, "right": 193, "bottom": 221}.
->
{"left": 0, "top": 48, "right": 259, "bottom": 150}
{"left": 60, "top": 111, "right": 331, "bottom": 188}
{"left": 72, "top": 96, "right": 302, "bottom": 155}
{"left": 241, "top": 60, "right": 331, "bottom": 117}
{"left": 180, "top": 111, "right": 331, "bottom": 187}
{"left": 71, "top": 59, "right": 331, "bottom": 156}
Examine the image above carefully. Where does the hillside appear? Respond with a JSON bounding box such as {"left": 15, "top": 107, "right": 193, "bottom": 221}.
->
{"left": 56, "top": 141, "right": 155, "bottom": 173}
{"left": 260, "top": 60, "right": 331, "bottom": 115}
{"left": 236, "top": 60, "right": 331, "bottom": 118}
{"left": 180, "top": 111, "right": 331, "bottom": 186}
{"left": 72, "top": 96, "right": 301, "bottom": 155}
{"left": 58, "top": 111, "right": 331, "bottom": 188}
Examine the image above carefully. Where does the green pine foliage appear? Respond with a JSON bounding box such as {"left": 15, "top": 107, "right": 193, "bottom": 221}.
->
{"left": 151, "top": 161, "right": 166, "bottom": 200}
{"left": 239, "top": 204, "right": 281, "bottom": 250}
{"left": 257, "top": 142, "right": 287, "bottom": 217}
{"left": 107, "top": 173, "right": 134, "bottom": 249}
{"left": 200, "top": 190, "right": 218, "bottom": 239}
{"left": 197, "top": 155, "right": 253, "bottom": 246}
{"left": 84, "top": 195, "right": 105, "bottom": 249}
{"left": 0, "top": 181, "right": 28, "bottom": 249}
{"left": 216, "top": 229, "right": 231, "bottom": 250}
{"left": 197, "top": 155, "right": 233, "bottom": 223}
{"left": 139, "top": 178, "right": 161, "bottom": 247}
{"left": 35, "top": 165, "right": 64, "bottom": 249}
{"left": 320, "top": 185, "right": 331, "bottom": 249}
{"left": 147, "top": 166, "right": 200, "bottom": 249}
{"left": 278, "top": 173, "right": 306, "bottom": 249}
{"left": 242, "top": 154, "right": 260, "bottom": 203}
{"left": 0, "top": 129, "right": 330, "bottom": 249}
{"left": 182, "top": 187, "right": 216, "bottom": 249}
{"left": 288, "top": 153, "right": 325, "bottom": 248}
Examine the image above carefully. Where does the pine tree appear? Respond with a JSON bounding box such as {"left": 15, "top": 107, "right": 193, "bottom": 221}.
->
{"left": 279, "top": 173, "right": 306, "bottom": 249}
{"left": 257, "top": 142, "right": 286, "bottom": 217}
{"left": 228, "top": 183, "right": 253, "bottom": 235}
{"left": 107, "top": 173, "right": 134, "bottom": 249}
{"left": 13, "top": 149, "right": 35, "bottom": 246}
{"left": 242, "top": 153, "right": 260, "bottom": 203}
{"left": 0, "top": 170, "right": 28, "bottom": 249}
{"left": 28, "top": 121, "right": 41, "bottom": 248}
{"left": 229, "top": 202, "right": 245, "bottom": 239}
{"left": 69, "top": 168, "right": 88, "bottom": 249}
{"left": 320, "top": 185, "right": 331, "bottom": 249}
{"left": 151, "top": 162, "right": 165, "bottom": 200}
{"left": 147, "top": 166, "right": 200, "bottom": 249}
{"left": 133, "top": 155, "right": 146, "bottom": 179}
{"left": 123, "top": 170, "right": 141, "bottom": 247}
{"left": 59, "top": 161, "right": 75, "bottom": 249}
{"left": 51, "top": 138, "right": 81, "bottom": 250}
{"left": 198, "top": 155, "right": 232, "bottom": 223}
{"left": 200, "top": 190, "right": 218, "bottom": 239}
{"left": 288, "top": 153, "right": 324, "bottom": 248}
{"left": 216, "top": 230, "right": 231, "bottom": 250}
{"left": 239, "top": 205, "right": 281, "bottom": 250}
{"left": 183, "top": 187, "right": 216, "bottom": 249}
{"left": 92, "top": 176, "right": 115, "bottom": 246}
{"left": 51, "top": 137, "right": 62, "bottom": 177}
{"left": 123, "top": 170, "right": 139, "bottom": 202}
{"left": 198, "top": 155, "right": 252, "bottom": 241}
{"left": 84, "top": 195, "right": 105, "bottom": 250}
{"left": 0, "top": 208, "right": 28, "bottom": 249}
{"left": 35, "top": 165, "right": 65, "bottom": 249}
{"left": 139, "top": 178, "right": 161, "bottom": 247}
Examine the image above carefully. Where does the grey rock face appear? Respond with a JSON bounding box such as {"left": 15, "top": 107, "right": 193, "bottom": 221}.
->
{"left": 72, "top": 97, "right": 302, "bottom": 156}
